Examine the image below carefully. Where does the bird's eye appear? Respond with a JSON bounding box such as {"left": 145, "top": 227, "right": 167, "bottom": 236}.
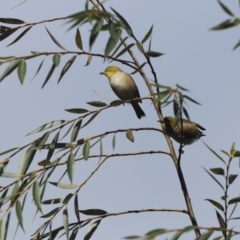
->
{"left": 106, "top": 67, "right": 111, "bottom": 72}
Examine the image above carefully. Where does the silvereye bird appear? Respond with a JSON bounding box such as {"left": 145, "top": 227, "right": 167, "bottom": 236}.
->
{"left": 100, "top": 66, "right": 145, "bottom": 119}
{"left": 159, "top": 116, "right": 205, "bottom": 145}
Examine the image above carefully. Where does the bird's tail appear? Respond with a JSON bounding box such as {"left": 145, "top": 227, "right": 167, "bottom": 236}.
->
{"left": 131, "top": 102, "right": 146, "bottom": 119}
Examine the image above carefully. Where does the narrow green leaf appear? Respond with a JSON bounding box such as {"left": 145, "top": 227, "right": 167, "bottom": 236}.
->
{"left": 18, "top": 147, "right": 36, "bottom": 175}
{"left": 89, "top": 18, "right": 103, "bottom": 49}
{"left": 80, "top": 209, "right": 107, "bottom": 216}
{"left": 3, "top": 212, "right": 11, "bottom": 240}
{"left": 228, "top": 174, "right": 238, "bottom": 184}
{"left": 195, "top": 230, "right": 213, "bottom": 240}
{"left": 67, "top": 152, "right": 75, "bottom": 183}
{"left": 49, "top": 182, "right": 78, "bottom": 189}
{"left": 226, "top": 230, "right": 233, "bottom": 240}
{"left": 145, "top": 50, "right": 164, "bottom": 57}
{"left": 211, "top": 18, "right": 240, "bottom": 30}
{"left": 41, "top": 63, "right": 56, "bottom": 88}
{"left": 84, "top": 219, "right": 101, "bottom": 240}
{"left": 113, "top": 43, "right": 135, "bottom": 59}
{"left": 136, "top": 41, "right": 144, "bottom": 54}
{"left": 123, "top": 236, "right": 141, "bottom": 239}
{"left": 53, "top": 53, "right": 61, "bottom": 66}
{"left": 71, "top": 119, "right": 82, "bottom": 142}
{"left": 111, "top": 8, "right": 132, "bottom": 35}
{"left": 86, "top": 101, "right": 107, "bottom": 107}
{"left": 35, "top": 131, "right": 51, "bottom": 148}
{"left": 0, "top": 18, "right": 24, "bottom": 24}
{"left": 228, "top": 197, "right": 240, "bottom": 204}
{"left": 16, "top": 200, "right": 24, "bottom": 232}
{"left": 0, "top": 60, "right": 20, "bottom": 82}
{"left": 104, "top": 29, "right": 122, "bottom": 58}
{"left": 33, "top": 181, "right": 42, "bottom": 213}
{"left": 221, "top": 150, "right": 230, "bottom": 157}
{"left": 202, "top": 167, "right": 224, "bottom": 190}
{"left": 45, "top": 27, "right": 67, "bottom": 51}
{"left": 205, "top": 199, "right": 224, "bottom": 211}
{"left": 145, "top": 228, "right": 167, "bottom": 237}
{"left": 40, "top": 207, "right": 60, "bottom": 218}
{"left": 112, "top": 134, "right": 116, "bottom": 150}
{"left": 27, "top": 120, "right": 65, "bottom": 135}
{"left": 0, "top": 189, "right": 9, "bottom": 209}
{"left": 130, "top": 62, "right": 146, "bottom": 75}
{"left": 81, "top": 112, "right": 99, "bottom": 128}
{"left": 31, "top": 57, "right": 45, "bottom": 82}
{"left": 83, "top": 141, "right": 90, "bottom": 160}
{"left": 17, "top": 59, "right": 26, "bottom": 84}
{"left": 110, "top": 36, "right": 128, "bottom": 58}
{"left": 233, "top": 39, "right": 240, "bottom": 50}
{"left": 69, "top": 228, "right": 78, "bottom": 240}
{"left": 0, "top": 219, "right": 5, "bottom": 240}
{"left": 74, "top": 194, "right": 80, "bottom": 222}
{"left": 210, "top": 168, "right": 225, "bottom": 176}
{"left": 75, "top": 29, "right": 83, "bottom": 50}
{"left": 47, "top": 130, "right": 60, "bottom": 160}
{"left": 0, "top": 28, "right": 18, "bottom": 42}
{"left": 7, "top": 26, "right": 32, "bottom": 47}
{"left": 215, "top": 210, "right": 226, "bottom": 238}
{"left": 1, "top": 172, "right": 22, "bottom": 178}
{"left": 0, "top": 147, "right": 18, "bottom": 156}
{"left": 58, "top": 55, "right": 77, "bottom": 84}
{"left": 42, "top": 198, "right": 63, "bottom": 204}
{"left": 142, "top": 25, "right": 153, "bottom": 44}
{"left": 202, "top": 142, "right": 226, "bottom": 164}
{"left": 63, "top": 206, "right": 69, "bottom": 240}
{"left": 217, "top": 0, "right": 234, "bottom": 16}
{"left": 65, "top": 108, "right": 89, "bottom": 114}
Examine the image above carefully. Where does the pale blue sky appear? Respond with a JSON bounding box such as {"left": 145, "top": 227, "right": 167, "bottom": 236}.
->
{"left": 0, "top": 0, "right": 240, "bottom": 239}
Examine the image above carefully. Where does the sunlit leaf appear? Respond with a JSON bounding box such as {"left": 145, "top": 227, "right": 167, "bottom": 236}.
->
{"left": 112, "top": 134, "right": 116, "bottom": 150}
{"left": 53, "top": 53, "right": 61, "bottom": 66}
{"left": 84, "top": 54, "right": 92, "bottom": 66}
{"left": 48, "top": 182, "right": 78, "bottom": 189}
{"left": 62, "top": 206, "right": 69, "bottom": 240}
{"left": 17, "top": 59, "right": 26, "bottom": 84}
{"left": 0, "top": 148, "right": 18, "bottom": 156}
{"left": 83, "top": 141, "right": 90, "bottom": 160}
{"left": 16, "top": 200, "right": 24, "bottom": 232}
{"left": 74, "top": 194, "right": 80, "bottom": 222}
{"left": 84, "top": 219, "right": 101, "bottom": 240}
{"left": 33, "top": 181, "right": 42, "bottom": 213}
{"left": 0, "top": 60, "right": 20, "bottom": 82}
{"left": 126, "top": 129, "right": 134, "bottom": 143}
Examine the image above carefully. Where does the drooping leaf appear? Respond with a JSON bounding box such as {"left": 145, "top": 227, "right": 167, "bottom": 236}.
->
{"left": 74, "top": 194, "right": 80, "bottom": 222}
{"left": 40, "top": 207, "right": 60, "bottom": 218}
{"left": 27, "top": 120, "right": 65, "bottom": 135}
{"left": 89, "top": 18, "right": 103, "bottom": 49}
{"left": 215, "top": 210, "right": 226, "bottom": 238}
{"left": 0, "top": 148, "right": 18, "bottom": 156}
{"left": 65, "top": 108, "right": 89, "bottom": 114}
{"left": 17, "top": 59, "right": 26, "bottom": 84}
{"left": 195, "top": 230, "right": 213, "bottom": 240}
{"left": 205, "top": 199, "right": 224, "bottom": 211}
{"left": 233, "top": 38, "right": 240, "bottom": 50}
{"left": 62, "top": 206, "right": 69, "bottom": 240}
{"left": 83, "top": 141, "right": 90, "bottom": 160}
{"left": 58, "top": 55, "right": 77, "bottom": 84}
{"left": 84, "top": 219, "right": 101, "bottom": 240}
{"left": 79, "top": 209, "right": 107, "bottom": 215}
{"left": 104, "top": 29, "right": 122, "bottom": 59}
{"left": 42, "top": 198, "right": 63, "bottom": 204}
{"left": 0, "top": 219, "right": 5, "bottom": 240}
{"left": 33, "top": 181, "right": 42, "bottom": 213}
{"left": 71, "top": 119, "right": 82, "bottom": 142}
{"left": 126, "top": 129, "right": 134, "bottom": 142}
{"left": 0, "top": 60, "right": 20, "bottom": 82}
{"left": 110, "top": 36, "right": 128, "bottom": 58}
{"left": 53, "top": 53, "right": 61, "bottom": 66}
{"left": 130, "top": 62, "right": 146, "bottom": 75}
{"left": 136, "top": 41, "right": 144, "bottom": 54}
{"left": 84, "top": 54, "right": 92, "bottom": 66}
{"left": 45, "top": 27, "right": 67, "bottom": 51}
{"left": 67, "top": 152, "right": 75, "bottom": 183}
{"left": 31, "top": 57, "right": 45, "bottom": 82}
{"left": 75, "top": 28, "right": 83, "bottom": 50}
{"left": 202, "top": 167, "right": 224, "bottom": 190}
{"left": 7, "top": 26, "right": 32, "bottom": 47}
{"left": 81, "top": 112, "right": 99, "bottom": 128}
{"left": 16, "top": 200, "right": 24, "bottom": 232}
{"left": 46, "top": 130, "right": 60, "bottom": 160}
{"left": 0, "top": 28, "right": 18, "bottom": 42}
{"left": 112, "top": 134, "right": 116, "bottom": 150}
{"left": 41, "top": 63, "right": 56, "bottom": 88}
{"left": 202, "top": 142, "right": 226, "bottom": 164}
{"left": 141, "top": 24, "right": 153, "bottom": 44}
{"left": 113, "top": 43, "right": 135, "bottom": 60}
{"left": 0, "top": 172, "right": 22, "bottom": 178}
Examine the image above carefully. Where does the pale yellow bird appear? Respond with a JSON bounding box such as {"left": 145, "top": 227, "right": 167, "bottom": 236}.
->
{"left": 100, "top": 66, "right": 145, "bottom": 119}
{"left": 159, "top": 116, "right": 205, "bottom": 145}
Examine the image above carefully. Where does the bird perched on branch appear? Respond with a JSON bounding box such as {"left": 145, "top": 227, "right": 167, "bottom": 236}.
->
{"left": 159, "top": 116, "right": 205, "bottom": 145}
{"left": 100, "top": 66, "right": 145, "bottom": 119}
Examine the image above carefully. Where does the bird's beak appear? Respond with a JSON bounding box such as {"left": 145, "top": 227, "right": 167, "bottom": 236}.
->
{"left": 100, "top": 72, "right": 105, "bottom": 75}
{"left": 158, "top": 120, "right": 163, "bottom": 123}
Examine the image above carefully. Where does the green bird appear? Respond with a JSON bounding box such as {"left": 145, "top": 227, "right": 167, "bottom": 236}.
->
{"left": 159, "top": 116, "right": 205, "bottom": 145}
{"left": 100, "top": 66, "right": 145, "bottom": 119}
